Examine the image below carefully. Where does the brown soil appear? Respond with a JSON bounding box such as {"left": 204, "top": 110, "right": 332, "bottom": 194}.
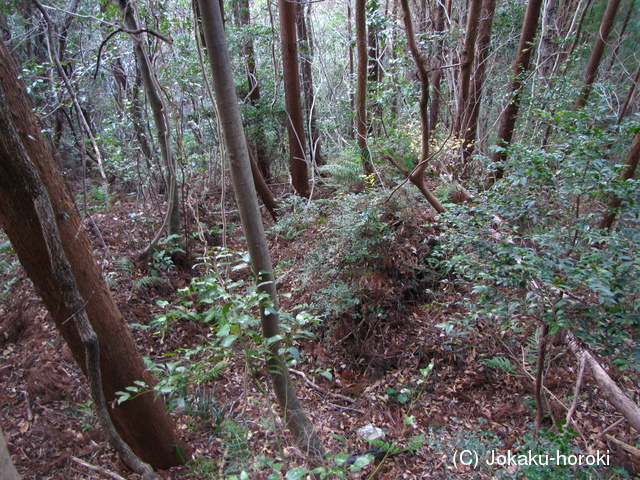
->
{"left": 1, "top": 189, "right": 638, "bottom": 479}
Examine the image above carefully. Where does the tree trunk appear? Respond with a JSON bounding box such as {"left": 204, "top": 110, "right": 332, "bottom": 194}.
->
{"left": 235, "top": 0, "right": 272, "bottom": 180}
{"left": 598, "top": 131, "right": 640, "bottom": 231}
{"left": 295, "top": 0, "right": 323, "bottom": 167}
{"left": 0, "top": 38, "right": 185, "bottom": 470}
{"left": 537, "top": 0, "right": 560, "bottom": 84}
{"left": 347, "top": 0, "right": 356, "bottom": 139}
{"left": 429, "top": 0, "right": 446, "bottom": 131}
{"left": 0, "top": 427, "right": 20, "bottom": 480}
{"left": 116, "top": 0, "right": 181, "bottom": 239}
{"left": 461, "top": 0, "right": 496, "bottom": 162}
{"left": 575, "top": 0, "right": 621, "bottom": 108}
{"left": 399, "top": 0, "right": 446, "bottom": 213}
{"left": 454, "top": 0, "right": 481, "bottom": 137}
{"left": 490, "top": 0, "right": 543, "bottom": 181}
{"left": 355, "top": 0, "right": 375, "bottom": 177}
{"left": 606, "top": 0, "right": 635, "bottom": 73}
{"left": 196, "top": 0, "right": 326, "bottom": 464}
{"left": 279, "top": 0, "right": 310, "bottom": 197}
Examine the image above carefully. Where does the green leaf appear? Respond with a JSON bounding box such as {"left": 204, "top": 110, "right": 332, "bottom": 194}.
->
{"left": 221, "top": 334, "right": 238, "bottom": 348}
{"left": 285, "top": 466, "right": 308, "bottom": 479}
{"left": 349, "top": 454, "right": 374, "bottom": 471}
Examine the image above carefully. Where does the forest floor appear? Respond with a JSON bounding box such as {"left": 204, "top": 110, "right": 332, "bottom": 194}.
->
{"left": 1, "top": 186, "right": 639, "bottom": 480}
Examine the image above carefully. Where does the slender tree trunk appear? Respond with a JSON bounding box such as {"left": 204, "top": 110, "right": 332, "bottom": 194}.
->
{"left": 429, "top": 0, "right": 446, "bottom": 131}
{"left": 462, "top": 0, "right": 496, "bottom": 162}
{"left": 399, "top": 0, "right": 446, "bottom": 213}
{"left": 347, "top": 0, "right": 355, "bottom": 139}
{"left": 490, "top": 0, "right": 543, "bottom": 181}
{"left": 295, "top": 0, "right": 323, "bottom": 166}
{"left": 606, "top": 0, "right": 635, "bottom": 73}
{"left": 279, "top": 0, "right": 310, "bottom": 197}
{"left": 197, "top": 0, "right": 325, "bottom": 463}
{"left": 537, "top": 0, "right": 560, "bottom": 84}
{"left": 598, "top": 131, "right": 640, "bottom": 231}
{"left": 116, "top": 0, "right": 181, "bottom": 240}
{"left": 454, "top": 0, "right": 481, "bottom": 137}
{"left": 575, "top": 0, "right": 621, "bottom": 108}
{"left": 356, "top": 0, "right": 375, "bottom": 177}
{"left": 235, "top": 0, "right": 272, "bottom": 180}
{"left": 0, "top": 38, "right": 184, "bottom": 470}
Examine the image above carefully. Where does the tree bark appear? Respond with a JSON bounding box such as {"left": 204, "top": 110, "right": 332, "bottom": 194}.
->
{"left": 490, "top": 0, "right": 543, "bottom": 181}
{"left": 0, "top": 38, "right": 185, "bottom": 470}
{"left": 279, "top": 0, "right": 310, "bottom": 197}
{"left": 575, "top": 0, "right": 621, "bottom": 108}
{"left": 429, "top": 0, "right": 446, "bottom": 131}
{"left": 197, "top": 0, "right": 326, "bottom": 463}
{"left": 0, "top": 80, "right": 160, "bottom": 479}
{"left": 461, "top": 0, "right": 496, "bottom": 162}
{"left": 355, "top": 0, "right": 376, "bottom": 177}
{"left": 454, "top": 0, "right": 481, "bottom": 137}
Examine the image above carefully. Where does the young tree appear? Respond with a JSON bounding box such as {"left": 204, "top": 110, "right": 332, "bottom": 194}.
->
{"left": 197, "top": 0, "right": 325, "bottom": 464}
{"left": 490, "top": 0, "right": 544, "bottom": 181}
{"left": 0, "top": 38, "right": 185, "bottom": 470}
{"left": 279, "top": 0, "right": 311, "bottom": 197}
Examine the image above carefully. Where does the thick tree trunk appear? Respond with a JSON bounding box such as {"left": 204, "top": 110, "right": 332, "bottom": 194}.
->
{"left": 454, "top": 0, "right": 481, "bottom": 137}
{"left": 490, "top": 0, "right": 543, "bottom": 181}
{"left": 279, "top": 0, "right": 310, "bottom": 197}
{"left": 197, "top": 0, "right": 325, "bottom": 463}
{"left": 462, "top": 0, "right": 496, "bottom": 162}
{"left": 0, "top": 80, "right": 159, "bottom": 479}
{"left": 575, "top": 0, "right": 621, "bottom": 108}
{"left": 0, "top": 38, "right": 184, "bottom": 470}
{"left": 355, "top": 0, "right": 375, "bottom": 177}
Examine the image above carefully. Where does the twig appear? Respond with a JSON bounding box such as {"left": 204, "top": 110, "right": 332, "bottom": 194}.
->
{"left": 535, "top": 324, "right": 549, "bottom": 432}
{"left": 605, "top": 435, "right": 640, "bottom": 459}
{"left": 565, "top": 353, "right": 586, "bottom": 429}
{"left": 290, "top": 368, "right": 356, "bottom": 404}
{"left": 597, "top": 417, "right": 625, "bottom": 440}
{"left": 69, "top": 457, "right": 127, "bottom": 480}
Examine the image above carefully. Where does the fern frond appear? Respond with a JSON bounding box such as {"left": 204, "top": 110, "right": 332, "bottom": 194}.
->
{"left": 134, "top": 276, "right": 167, "bottom": 291}
{"left": 480, "top": 356, "right": 519, "bottom": 375}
